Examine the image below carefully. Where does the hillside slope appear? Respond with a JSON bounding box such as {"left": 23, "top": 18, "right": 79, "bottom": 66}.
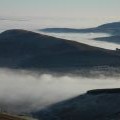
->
{"left": 94, "top": 36, "right": 120, "bottom": 44}
{"left": 33, "top": 88, "right": 120, "bottom": 120}
{"left": 0, "top": 29, "right": 120, "bottom": 71}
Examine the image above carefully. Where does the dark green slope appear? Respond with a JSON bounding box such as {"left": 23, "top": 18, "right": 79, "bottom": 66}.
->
{"left": 0, "top": 29, "right": 119, "bottom": 70}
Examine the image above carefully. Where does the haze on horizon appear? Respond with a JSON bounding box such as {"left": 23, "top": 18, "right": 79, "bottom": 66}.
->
{"left": 0, "top": 0, "right": 120, "bottom": 24}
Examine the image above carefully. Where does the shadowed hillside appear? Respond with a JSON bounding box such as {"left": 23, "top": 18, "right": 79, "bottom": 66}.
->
{"left": 94, "top": 35, "right": 120, "bottom": 44}
{"left": 0, "top": 29, "right": 120, "bottom": 71}
{"left": 32, "top": 88, "right": 120, "bottom": 120}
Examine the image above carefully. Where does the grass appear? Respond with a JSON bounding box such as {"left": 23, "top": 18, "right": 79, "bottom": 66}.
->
{"left": 0, "top": 112, "right": 36, "bottom": 120}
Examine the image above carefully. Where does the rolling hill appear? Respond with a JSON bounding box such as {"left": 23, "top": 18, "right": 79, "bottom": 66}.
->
{"left": 32, "top": 88, "right": 120, "bottom": 120}
{"left": 94, "top": 35, "right": 120, "bottom": 44}
{"left": 0, "top": 29, "right": 120, "bottom": 71}
{"left": 40, "top": 22, "right": 120, "bottom": 35}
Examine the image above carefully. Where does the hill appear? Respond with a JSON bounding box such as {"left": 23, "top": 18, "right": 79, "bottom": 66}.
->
{"left": 32, "top": 88, "right": 120, "bottom": 120}
{"left": 0, "top": 29, "right": 120, "bottom": 71}
{"left": 0, "top": 113, "right": 35, "bottom": 120}
{"left": 94, "top": 35, "right": 120, "bottom": 44}
{"left": 40, "top": 22, "right": 120, "bottom": 35}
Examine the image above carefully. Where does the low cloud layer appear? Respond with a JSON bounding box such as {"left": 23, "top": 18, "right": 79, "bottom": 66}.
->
{"left": 0, "top": 69, "right": 120, "bottom": 113}
{"left": 43, "top": 32, "right": 120, "bottom": 50}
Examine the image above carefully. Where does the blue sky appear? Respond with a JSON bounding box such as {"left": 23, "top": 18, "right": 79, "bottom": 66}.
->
{"left": 0, "top": 0, "right": 120, "bottom": 19}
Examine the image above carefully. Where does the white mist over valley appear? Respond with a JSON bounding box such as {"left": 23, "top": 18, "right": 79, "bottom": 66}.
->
{"left": 0, "top": 69, "right": 120, "bottom": 113}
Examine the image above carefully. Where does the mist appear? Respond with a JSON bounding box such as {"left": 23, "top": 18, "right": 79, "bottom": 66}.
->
{"left": 0, "top": 16, "right": 120, "bottom": 50}
{"left": 42, "top": 32, "right": 120, "bottom": 50}
{"left": 0, "top": 69, "right": 120, "bottom": 113}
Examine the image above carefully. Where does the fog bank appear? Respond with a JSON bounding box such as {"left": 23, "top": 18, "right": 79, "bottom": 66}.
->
{"left": 42, "top": 32, "right": 120, "bottom": 50}
{"left": 0, "top": 69, "right": 120, "bottom": 113}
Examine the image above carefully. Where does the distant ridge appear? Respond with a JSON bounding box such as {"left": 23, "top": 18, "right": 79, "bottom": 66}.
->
{"left": 94, "top": 35, "right": 120, "bottom": 44}
{"left": 40, "top": 22, "right": 120, "bottom": 35}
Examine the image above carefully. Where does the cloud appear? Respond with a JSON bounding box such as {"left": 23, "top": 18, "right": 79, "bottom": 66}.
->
{"left": 0, "top": 69, "right": 120, "bottom": 113}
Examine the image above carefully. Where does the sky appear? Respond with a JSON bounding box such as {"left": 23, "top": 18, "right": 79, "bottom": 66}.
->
{"left": 0, "top": 0, "right": 120, "bottom": 20}
{"left": 0, "top": 0, "right": 120, "bottom": 31}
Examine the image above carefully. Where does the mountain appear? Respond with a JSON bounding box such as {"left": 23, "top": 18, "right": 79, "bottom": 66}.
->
{"left": 40, "top": 27, "right": 95, "bottom": 33}
{"left": 97, "top": 22, "right": 120, "bottom": 30}
{"left": 95, "top": 22, "right": 120, "bottom": 35}
{"left": 94, "top": 36, "right": 120, "bottom": 44}
{"left": 32, "top": 88, "right": 120, "bottom": 120}
{"left": 40, "top": 22, "right": 120, "bottom": 35}
{"left": 0, "top": 29, "right": 120, "bottom": 71}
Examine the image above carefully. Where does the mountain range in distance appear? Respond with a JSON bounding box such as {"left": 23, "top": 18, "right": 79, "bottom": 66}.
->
{"left": 40, "top": 22, "right": 120, "bottom": 44}
{"left": 40, "top": 22, "right": 120, "bottom": 35}
{"left": 0, "top": 29, "right": 120, "bottom": 72}
{"left": 94, "top": 35, "right": 120, "bottom": 44}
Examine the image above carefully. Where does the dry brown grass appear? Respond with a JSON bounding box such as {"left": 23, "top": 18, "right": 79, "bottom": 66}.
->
{"left": 0, "top": 113, "right": 28, "bottom": 120}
